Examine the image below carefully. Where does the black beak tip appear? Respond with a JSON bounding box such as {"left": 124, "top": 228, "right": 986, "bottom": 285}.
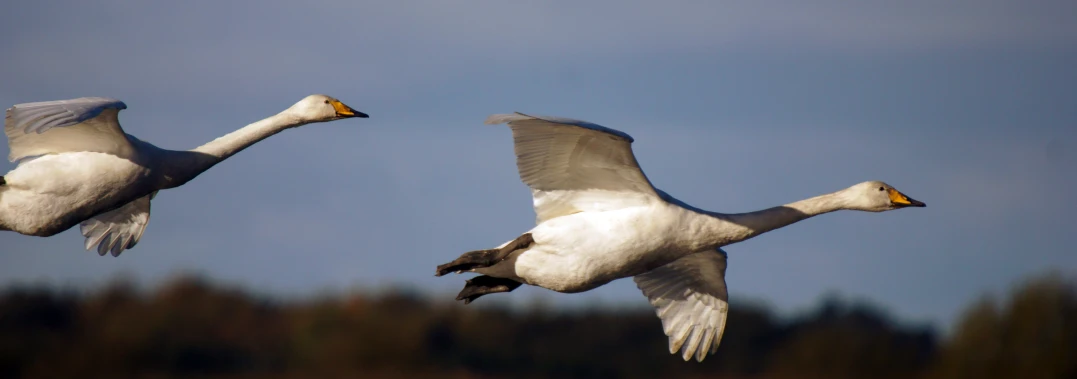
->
{"left": 354, "top": 111, "right": 369, "bottom": 119}
{"left": 909, "top": 198, "right": 926, "bottom": 207}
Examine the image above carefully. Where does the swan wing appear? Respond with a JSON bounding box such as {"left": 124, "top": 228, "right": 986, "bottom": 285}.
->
{"left": 5, "top": 97, "right": 135, "bottom": 162}
{"left": 486, "top": 113, "right": 660, "bottom": 223}
{"left": 634, "top": 248, "right": 730, "bottom": 362}
{"left": 79, "top": 191, "right": 156, "bottom": 257}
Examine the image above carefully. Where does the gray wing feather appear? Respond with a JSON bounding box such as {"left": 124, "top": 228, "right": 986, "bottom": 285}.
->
{"left": 79, "top": 192, "right": 155, "bottom": 257}
{"left": 486, "top": 112, "right": 660, "bottom": 223}
{"left": 5, "top": 97, "right": 134, "bottom": 162}
{"left": 7, "top": 97, "right": 126, "bottom": 134}
{"left": 634, "top": 248, "right": 730, "bottom": 362}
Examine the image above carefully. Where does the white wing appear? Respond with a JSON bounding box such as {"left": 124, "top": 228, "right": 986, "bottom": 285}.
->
{"left": 486, "top": 113, "right": 660, "bottom": 223}
{"left": 5, "top": 97, "right": 135, "bottom": 162}
{"left": 634, "top": 248, "right": 730, "bottom": 362}
{"left": 79, "top": 191, "right": 156, "bottom": 257}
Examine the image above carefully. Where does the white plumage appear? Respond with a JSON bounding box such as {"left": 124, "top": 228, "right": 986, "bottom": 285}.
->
{"left": 1, "top": 95, "right": 367, "bottom": 256}
{"left": 438, "top": 113, "right": 925, "bottom": 362}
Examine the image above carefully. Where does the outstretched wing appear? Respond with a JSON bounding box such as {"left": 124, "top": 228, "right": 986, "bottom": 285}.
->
{"left": 634, "top": 248, "right": 730, "bottom": 362}
{"left": 79, "top": 191, "right": 156, "bottom": 257}
{"left": 486, "top": 113, "right": 660, "bottom": 224}
{"left": 5, "top": 97, "right": 135, "bottom": 162}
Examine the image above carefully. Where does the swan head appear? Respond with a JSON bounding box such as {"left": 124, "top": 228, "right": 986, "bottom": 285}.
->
{"left": 287, "top": 94, "right": 368, "bottom": 123}
{"left": 843, "top": 181, "right": 926, "bottom": 212}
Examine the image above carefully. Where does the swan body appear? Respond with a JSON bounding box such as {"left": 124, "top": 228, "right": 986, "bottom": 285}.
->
{"left": 436, "top": 113, "right": 924, "bottom": 362}
{"left": 0, "top": 95, "right": 367, "bottom": 255}
{"left": 487, "top": 200, "right": 704, "bottom": 293}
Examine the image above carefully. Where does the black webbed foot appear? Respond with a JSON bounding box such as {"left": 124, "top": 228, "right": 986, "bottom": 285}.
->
{"left": 456, "top": 275, "right": 523, "bottom": 304}
{"left": 434, "top": 233, "right": 534, "bottom": 276}
{"left": 436, "top": 249, "right": 499, "bottom": 277}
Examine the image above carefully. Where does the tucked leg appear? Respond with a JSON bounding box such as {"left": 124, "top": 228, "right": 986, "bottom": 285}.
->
{"left": 456, "top": 275, "right": 523, "bottom": 304}
{"left": 435, "top": 233, "right": 534, "bottom": 276}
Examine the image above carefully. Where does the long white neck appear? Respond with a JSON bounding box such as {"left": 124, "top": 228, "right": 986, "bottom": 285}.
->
{"left": 193, "top": 111, "right": 304, "bottom": 161}
{"left": 689, "top": 190, "right": 850, "bottom": 249}
{"left": 156, "top": 111, "right": 305, "bottom": 188}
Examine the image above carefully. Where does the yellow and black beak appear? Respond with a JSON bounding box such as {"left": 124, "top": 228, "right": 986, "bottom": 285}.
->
{"left": 330, "top": 99, "right": 369, "bottom": 119}
{"left": 887, "top": 188, "right": 926, "bottom": 208}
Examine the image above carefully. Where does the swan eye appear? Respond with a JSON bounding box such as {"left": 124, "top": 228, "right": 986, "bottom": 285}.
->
{"left": 878, "top": 186, "right": 885, "bottom": 191}
{"left": 324, "top": 100, "right": 330, "bottom": 104}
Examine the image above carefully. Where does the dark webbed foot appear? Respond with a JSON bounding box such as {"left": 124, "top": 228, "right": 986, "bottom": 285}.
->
{"left": 436, "top": 249, "right": 499, "bottom": 276}
{"left": 0, "top": 176, "right": 5, "bottom": 186}
{"left": 456, "top": 275, "right": 522, "bottom": 304}
{"left": 435, "top": 233, "right": 534, "bottom": 277}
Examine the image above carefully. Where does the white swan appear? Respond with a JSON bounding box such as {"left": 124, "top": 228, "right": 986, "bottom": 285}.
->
{"left": 1, "top": 95, "right": 367, "bottom": 256}
{"left": 436, "top": 113, "right": 925, "bottom": 362}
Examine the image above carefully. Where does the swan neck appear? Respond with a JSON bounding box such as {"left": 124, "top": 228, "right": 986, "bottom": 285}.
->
{"left": 157, "top": 112, "right": 302, "bottom": 188}
{"left": 192, "top": 112, "right": 302, "bottom": 161}
{"left": 699, "top": 190, "right": 848, "bottom": 247}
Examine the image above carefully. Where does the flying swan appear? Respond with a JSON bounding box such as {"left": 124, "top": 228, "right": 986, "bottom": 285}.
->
{"left": 436, "top": 113, "right": 925, "bottom": 362}
{"left": 0, "top": 95, "right": 367, "bottom": 256}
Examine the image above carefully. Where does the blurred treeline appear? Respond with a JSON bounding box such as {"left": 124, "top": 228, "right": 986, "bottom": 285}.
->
{"left": 1, "top": 272, "right": 1074, "bottom": 379}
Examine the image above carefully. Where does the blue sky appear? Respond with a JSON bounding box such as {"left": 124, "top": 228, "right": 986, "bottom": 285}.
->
{"left": 1, "top": 1, "right": 1074, "bottom": 330}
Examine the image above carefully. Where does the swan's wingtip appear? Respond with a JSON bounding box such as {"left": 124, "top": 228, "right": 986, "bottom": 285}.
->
{"left": 484, "top": 112, "right": 531, "bottom": 125}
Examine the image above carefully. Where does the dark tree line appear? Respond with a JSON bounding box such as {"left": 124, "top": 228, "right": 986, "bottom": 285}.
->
{"left": 1, "top": 272, "right": 1073, "bottom": 379}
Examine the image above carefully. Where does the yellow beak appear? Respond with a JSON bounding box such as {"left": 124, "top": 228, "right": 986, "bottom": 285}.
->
{"left": 330, "top": 99, "right": 369, "bottom": 118}
{"left": 887, "top": 188, "right": 926, "bottom": 207}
